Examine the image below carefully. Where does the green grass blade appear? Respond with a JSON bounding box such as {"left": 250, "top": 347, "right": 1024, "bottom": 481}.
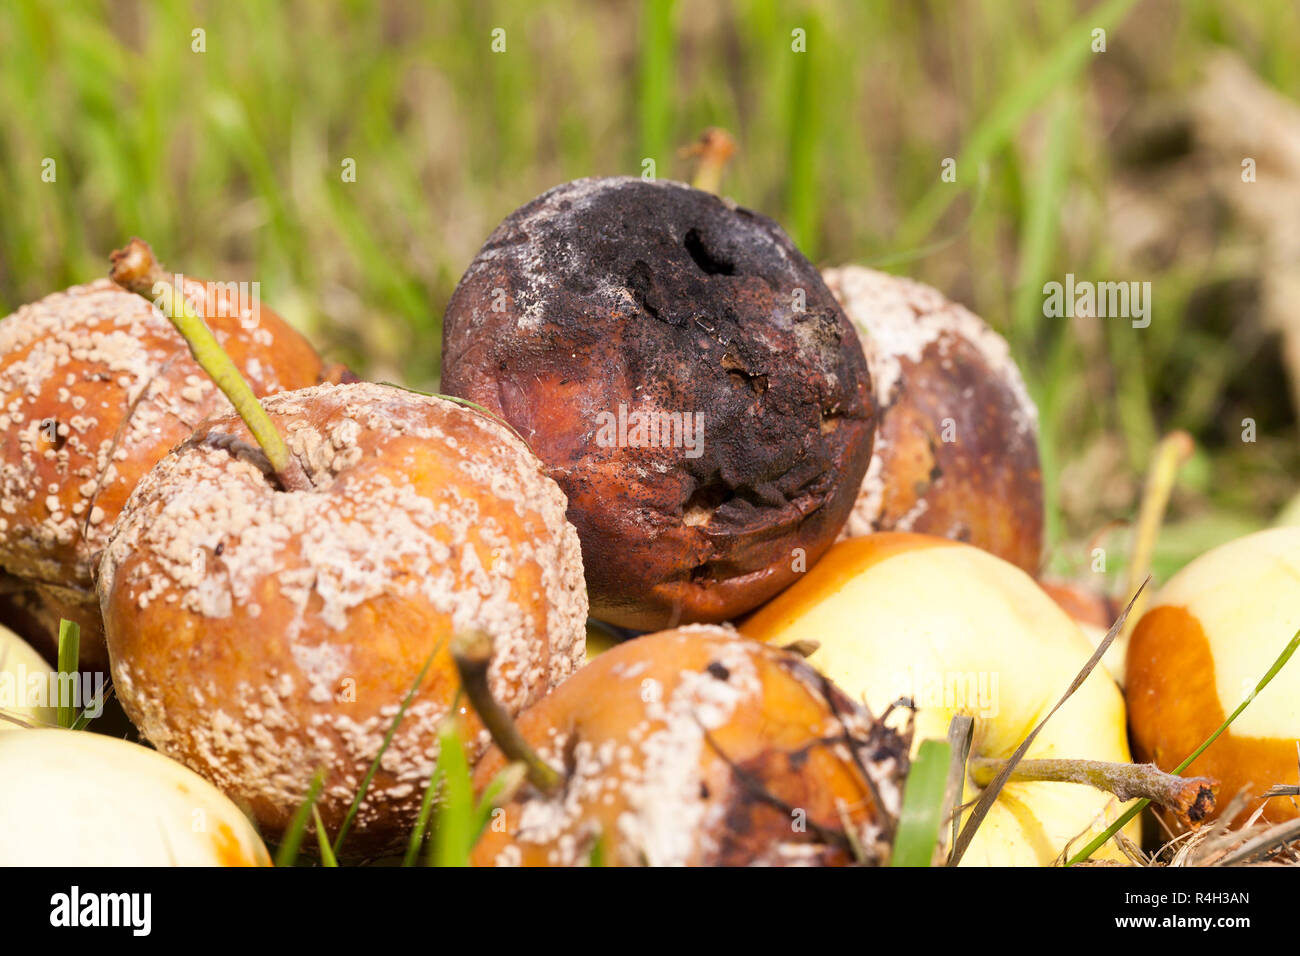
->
{"left": 274, "top": 769, "right": 325, "bottom": 868}
{"left": 897, "top": 0, "right": 1138, "bottom": 247}
{"left": 473, "top": 761, "right": 527, "bottom": 843}
{"left": 638, "top": 0, "right": 676, "bottom": 168}
{"left": 332, "top": 642, "right": 441, "bottom": 857}
{"left": 588, "top": 831, "right": 606, "bottom": 868}
{"left": 784, "top": 12, "right": 821, "bottom": 257}
{"left": 428, "top": 719, "right": 474, "bottom": 867}
{"left": 1067, "top": 629, "right": 1300, "bottom": 865}
{"left": 1011, "top": 90, "right": 1075, "bottom": 348}
{"left": 890, "top": 738, "right": 952, "bottom": 867}
{"left": 403, "top": 688, "right": 466, "bottom": 866}
{"left": 403, "top": 759, "right": 444, "bottom": 867}
{"left": 70, "top": 683, "right": 113, "bottom": 732}
{"left": 56, "top": 619, "right": 79, "bottom": 729}
{"left": 312, "top": 806, "right": 339, "bottom": 867}
{"left": 1012, "top": 89, "right": 1076, "bottom": 548}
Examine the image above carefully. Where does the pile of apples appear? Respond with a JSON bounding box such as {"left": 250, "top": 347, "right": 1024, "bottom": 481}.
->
{"left": 1, "top": 177, "right": 1296, "bottom": 867}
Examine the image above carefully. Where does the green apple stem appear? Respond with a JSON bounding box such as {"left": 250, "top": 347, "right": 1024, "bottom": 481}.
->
{"left": 1122, "top": 430, "right": 1194, "bottom": 640}
{"left": 968, "top": 756, "right": 1216, "bottom": 831}
{"left": 451, "top": 630, "right": 562, "bottom": 795}
{"left": 109, "top": 238, "right": 310, "bottom": 492}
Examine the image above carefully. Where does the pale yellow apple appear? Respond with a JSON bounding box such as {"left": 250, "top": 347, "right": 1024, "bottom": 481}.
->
{"left": 584, "top": 621, "right": 622, "bottom": 662}
{"left": 741, "top": 532, "right": 1138, "bottom": 866}
{"left": 1127, "top": 526, "right": 1300, "bottom": 827}
{"left": 1039, "top": 580, "right": 1127, "bottom": 685}
{"left": 1079, "top": 621, "right": 1126, "bottom": 684}
{"left": 0, "top": 729, "right": 271, "bottom": 865}
{"left": 0, "top": 623, "right": 57, "bottom": 731}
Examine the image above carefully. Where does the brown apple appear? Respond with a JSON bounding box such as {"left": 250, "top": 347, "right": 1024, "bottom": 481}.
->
{"left": 823, "top": 266, "right": 1043, "bottom": 573}
{"left": 441, "top": 178, "right": 875, "bottom": 630}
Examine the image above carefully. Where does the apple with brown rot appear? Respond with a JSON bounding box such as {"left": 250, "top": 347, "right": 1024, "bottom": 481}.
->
{"left": 0, "top": 240, "right": 341, "bottom": 664}
{"left": 98, "top": 376, "right": 589, "bottom": 856}
{"left": 1127, "top": 526, "right": 1300, "bottom": 830}
{"left": 467, "top": 625, "right": 910, "bottom": 866}
{"left": 440, "top": 177, "right": 876, "bottom": 631}
{"left": 822, "top": 266, "right": 1043, "bottom": 574}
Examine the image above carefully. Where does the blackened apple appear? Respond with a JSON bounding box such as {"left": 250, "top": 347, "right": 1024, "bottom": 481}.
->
{"left": 440, "top": 178, "right": 875, "bottom": 629}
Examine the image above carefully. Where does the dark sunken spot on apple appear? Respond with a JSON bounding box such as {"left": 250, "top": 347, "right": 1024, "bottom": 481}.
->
{"left": 706, "top": 657, "right": 909, "bottom": 866}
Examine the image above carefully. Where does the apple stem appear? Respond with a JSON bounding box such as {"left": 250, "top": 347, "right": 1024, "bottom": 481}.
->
{"left": 451, "top": 630, "right": 562, "bottom": 795}
{"left": 1122, "top": 430, "right": 1195, "bottom": 640}
{"left": 968, "top": 756, "right": 1217, "bottom": 831}
{"left": 109, "top": 238, "right": 310, "bottom": 492}
{"left": 683, "top": 127, "right": 737, "bottom": 194}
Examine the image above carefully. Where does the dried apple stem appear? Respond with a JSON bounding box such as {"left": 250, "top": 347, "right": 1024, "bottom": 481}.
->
{"left": 683, "top": 127, "right": 737, "bottom": 194}
{"left": 1122, "top": 430, "right": 1195, "bottom": 639}
{"left": 969, "top": 756, "right": 1217, "bottom": 830}
{"left": 109, "top": 238, "right": 309, "bottom": 491}
{"left": 451, "top": 630, "right": 562, "bottom": 795}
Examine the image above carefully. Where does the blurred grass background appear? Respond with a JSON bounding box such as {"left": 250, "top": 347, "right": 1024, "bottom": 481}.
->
{"left": 1, "top": 0, "right": 1297, "bottom": 588}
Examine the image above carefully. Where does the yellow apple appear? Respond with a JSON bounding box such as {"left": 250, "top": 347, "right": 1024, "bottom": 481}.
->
{"left": 0, "top": 623, "right": 57, "bottom": 731}
{"left": 1127, "top": 526, "right": 1300, "bottom": 828}
{"left": 741, "top": 532, "right": 1138, "bottom": 865}
{"left": 1040, "top": 580, "right": 1127, "bottom": 684}
{"left": 584, "top": 621, "right": 623, "bottom": 662}
{"left": 0, "top": 729, "right": 271, "bottom": 865}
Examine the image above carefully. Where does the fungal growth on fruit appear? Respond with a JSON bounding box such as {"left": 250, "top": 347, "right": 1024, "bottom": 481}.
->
{"left": 1127, "top": 526, "right": 1300, "bottom": 829}
{"left": 0, "top": 241, "right": 336, "bottom": 663}
{"left": 822, "top": 266, "right": 1043, "bottom": 574}
{"left": 470, "top": 626, "right": 910, "bottom": 867}
{"left": 441, "top": 177, "right": 875, "bottom": 631}
{"left": 99, "top": 381, "right": 588, "bottom": 854}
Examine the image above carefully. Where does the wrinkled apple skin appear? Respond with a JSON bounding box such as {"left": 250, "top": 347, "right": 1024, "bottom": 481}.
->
{"left": 472, "top": 626, "right": 908, "bottom": 867}
{"left": 441, "top": 178, "right": 875, "bottom": 630}
{"left": 825, "top": 266, "right": 1043, "bottom": 574}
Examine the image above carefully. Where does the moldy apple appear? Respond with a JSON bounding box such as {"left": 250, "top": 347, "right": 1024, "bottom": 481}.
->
{"left": 823, "top": 266, "right": 1043, "bottom": 573}
{"left": 470, "top": 626, "right": 909, "bottom": 866}
{"left": 441, "top": 177, "right": 875, "bottom": 631}
{"left": 99, "top": 381, "right": 588, "bottom": 855}
{"left": 0, "top": 244, "right": 338, "bottom": 663}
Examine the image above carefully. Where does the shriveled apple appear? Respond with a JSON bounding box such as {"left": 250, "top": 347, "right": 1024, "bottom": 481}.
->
{"left": 441, "top": 178, "right": 875, "bottom": 631}
{"left": 823, "top": 266, "right": 1043, "bottom": 573}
